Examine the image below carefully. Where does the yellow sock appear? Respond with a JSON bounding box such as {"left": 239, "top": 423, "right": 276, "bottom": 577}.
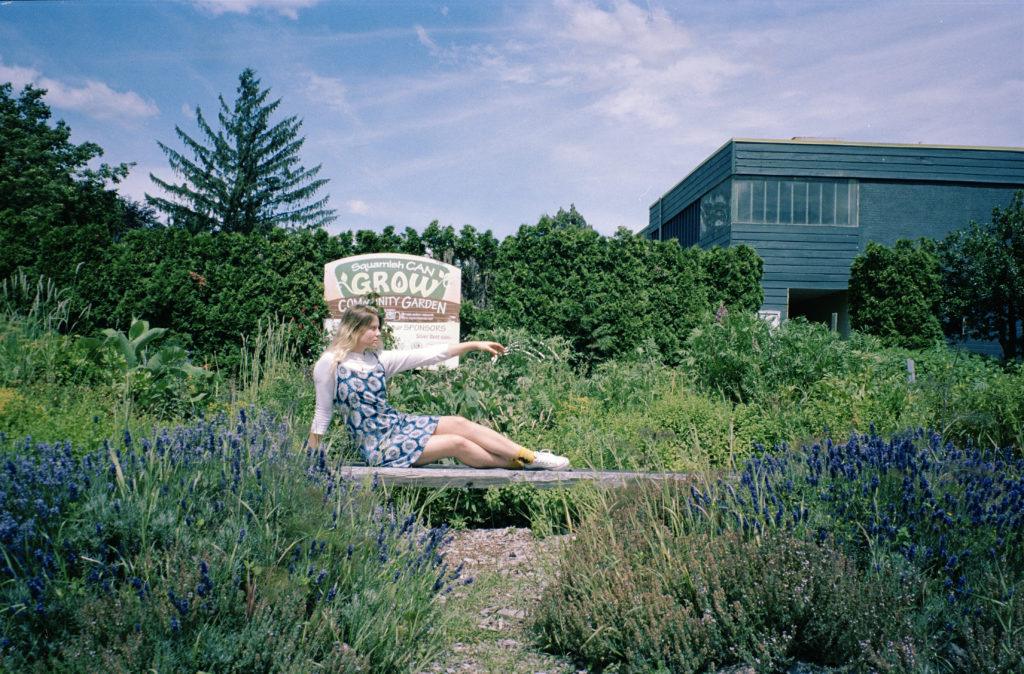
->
{"left": 507, "top": 446, "right": 535, "bottom": 469}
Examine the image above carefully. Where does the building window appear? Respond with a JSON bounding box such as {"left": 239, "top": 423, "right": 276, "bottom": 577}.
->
{"left": 733, "top": 178, "right": 857, "bottom": 226}
{"left": 700, "top": 179, "right": 731, "bottom": 239}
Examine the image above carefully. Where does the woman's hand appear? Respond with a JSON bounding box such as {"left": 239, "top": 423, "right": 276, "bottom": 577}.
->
{"left": 449, "top": 340, "right": 506, "bottom": 358}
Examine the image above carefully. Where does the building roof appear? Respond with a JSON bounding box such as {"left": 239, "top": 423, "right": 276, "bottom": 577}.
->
{"left": 653, "top": 138, "right": 1024, "bottom": 206}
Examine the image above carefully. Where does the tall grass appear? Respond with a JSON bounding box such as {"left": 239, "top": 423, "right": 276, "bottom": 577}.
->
{"left": 238, "top": 317, "right": 302, "bottom": 399}
{"left": 0, "top": 270, "right": 87, "bottom": 388}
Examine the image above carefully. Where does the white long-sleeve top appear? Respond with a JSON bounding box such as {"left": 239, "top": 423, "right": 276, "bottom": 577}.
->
{"left": 309, "top": 345, "right": 452, "bottom": 436}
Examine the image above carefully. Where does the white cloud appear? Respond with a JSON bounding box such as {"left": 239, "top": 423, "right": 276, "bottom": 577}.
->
{"left": 414, "top": 1, "right": 751, "bottom": 132}
{"left": 346, "top": 199, "right": 371, "bottom": 215}
{"left": 558, "top": 0, "right": 694, "bottom": 56}
{"left": 44, "top": 78, "right": 159, "bottom": 122}
{"left": 191, "top": 0, "right": 322, "bottom": 19}
{"left": 546, "top": 1, "right": 751, "bottom": 128}
{"left": 0, "top": 59, "right": 158, "bottom": 122}
{"left": 304, "top": 73, "right": 357, "bottom": 119}
{"left": 414, "top": 24, "right": 438, "bottom": 52}
{"left": 414, "top": 24, "right": 463, "bottom": 63}
{"left": 0, "top": 61, "right": 39, "bottom": 89}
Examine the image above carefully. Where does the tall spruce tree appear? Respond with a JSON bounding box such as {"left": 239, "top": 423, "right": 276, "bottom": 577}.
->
{"left": 148, "top": 68, "right": 335, "bottom": 235}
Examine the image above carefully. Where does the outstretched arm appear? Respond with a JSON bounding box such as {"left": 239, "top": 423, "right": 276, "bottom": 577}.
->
{"left": 448, "top": 340, "right": 505, "bottom": 358}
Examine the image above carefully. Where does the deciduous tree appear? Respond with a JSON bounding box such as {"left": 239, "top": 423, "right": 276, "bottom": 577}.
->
{"left": 939, "top": 190, "right": 1024, "bottom": 360}
{"left": 848, "top": 238, "right": 943, "bottom": 350}
{"left": 0, "top": 82, "right": 137, "bottom": 322}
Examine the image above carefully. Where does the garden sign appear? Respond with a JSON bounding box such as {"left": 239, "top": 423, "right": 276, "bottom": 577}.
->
{"left": 323, "top": 253, "right": 461, "bottom": 367}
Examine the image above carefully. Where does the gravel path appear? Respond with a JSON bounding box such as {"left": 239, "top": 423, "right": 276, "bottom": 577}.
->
{"left": 421, "top": 527, "right": 586, "bottom": 674}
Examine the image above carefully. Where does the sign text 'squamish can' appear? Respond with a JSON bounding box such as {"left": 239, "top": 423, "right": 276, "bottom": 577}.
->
{"left": 323, "top": 254, "right": 462, "bottom": 367}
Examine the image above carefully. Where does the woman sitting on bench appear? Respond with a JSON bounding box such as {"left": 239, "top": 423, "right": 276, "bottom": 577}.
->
{"left": 307, "top": 305, "right": 570, "bottom": 471}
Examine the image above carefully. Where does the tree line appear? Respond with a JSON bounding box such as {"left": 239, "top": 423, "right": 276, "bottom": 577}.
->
{"left": 1, "top": 73, "right": 762, "bottom": 371}
{"left": 4, "top": 67, "right": 1018, "bottom": 365}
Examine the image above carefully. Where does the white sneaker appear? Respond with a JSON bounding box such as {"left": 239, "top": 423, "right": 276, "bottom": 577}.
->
{"left": 526, "top": 450, "right": 570, "bottom": 470}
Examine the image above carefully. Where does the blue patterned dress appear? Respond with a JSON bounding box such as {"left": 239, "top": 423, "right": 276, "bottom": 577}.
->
{"left": 334, "top": 353, "right": 441, "bottom": 467}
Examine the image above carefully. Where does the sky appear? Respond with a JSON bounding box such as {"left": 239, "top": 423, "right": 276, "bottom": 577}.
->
{"left": 2, "top": 0, "right": 1022, "bottom": 239}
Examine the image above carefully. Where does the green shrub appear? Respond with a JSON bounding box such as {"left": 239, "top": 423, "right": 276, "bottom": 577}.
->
{"left": 577, "top": 354, "right": 679, "bottom": 414}
{"left": 898, "top": 345, "right": 1024, "bottom": 449}
{"left": 849, "top": 238, "right": 944, "bottom": 350}
{"left": 960, "top": 566, "right": 1024, "bottom": 673}
{"left": 533, "top": 488, "right": 922, "bottom": 673}
{"left": 678, "top": 312, "right": 879, "bottom": 406}
{"left": 693, "top": 430, "right": 1024, "bottom": 670}
{"left": 536, "top": 427, "right": 1024, "bottom": 672}
{"left": 801, "top": 354, "right": 916, "bottom": 437}
{"left": 235, "top": 317, "right": 321, "bottom": 433}
{"left": 389, "top": 328, "right": 575, "bottom": 444}
{"left": 679, "top": 310, "right": 772, "bottom": 403}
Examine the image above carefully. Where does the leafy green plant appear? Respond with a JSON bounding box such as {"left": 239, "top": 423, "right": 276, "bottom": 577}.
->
{"left": 235, "top": 316, "right": 318, "bottom": 431}
{"left": 389, "top": 329, "right": 573, "bottom": 444}
{"left": 679, "top": 310, "right": 773, "bottom": 403}
{"left": 535, "top": 424, "right": 1024, "bottom": 672}
{"left": 81, "top": 317, "right": 218, "bottom": 416}
{"left": 939, "top": 189, "right": 1024, "bottom": 360}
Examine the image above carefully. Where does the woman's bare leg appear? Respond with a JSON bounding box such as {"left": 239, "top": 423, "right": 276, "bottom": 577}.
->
{"left": 412, "top": 416, "right": 521, "bottom": 467}
{"left": 434, "top": 416, "right": 521, "bottom": 457}
{"left": 414, "top": 433, "right": 508, "bottom": 468}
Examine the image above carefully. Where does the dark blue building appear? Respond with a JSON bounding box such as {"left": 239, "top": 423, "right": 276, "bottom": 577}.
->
{"left": 643, "top": 139, "right": 1024, "bottom": 337}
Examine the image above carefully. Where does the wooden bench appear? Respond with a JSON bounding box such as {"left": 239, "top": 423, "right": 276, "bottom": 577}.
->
{"left": 335, "top": 464, "right": 689, "bottom": 490}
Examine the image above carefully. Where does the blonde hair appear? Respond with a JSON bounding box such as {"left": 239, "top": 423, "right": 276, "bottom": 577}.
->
{"left": 325, "top": 305, "right": 383, "bottom": 363}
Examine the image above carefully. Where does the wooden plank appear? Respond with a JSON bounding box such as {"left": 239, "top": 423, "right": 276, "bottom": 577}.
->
{"left": 757, "top": 248, "right": 859, "bottom": 260}
{"left": 737, "top": 158, "right": 1024, "bottom": 180}
{"left": 334, "top": 465, "right": 689, "bottom": 490}
{"left": 760, "top": 258, "right": 856, "bottom": 270}
{"left": 764, "top": 280, "right": 849, "bottom": 291}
